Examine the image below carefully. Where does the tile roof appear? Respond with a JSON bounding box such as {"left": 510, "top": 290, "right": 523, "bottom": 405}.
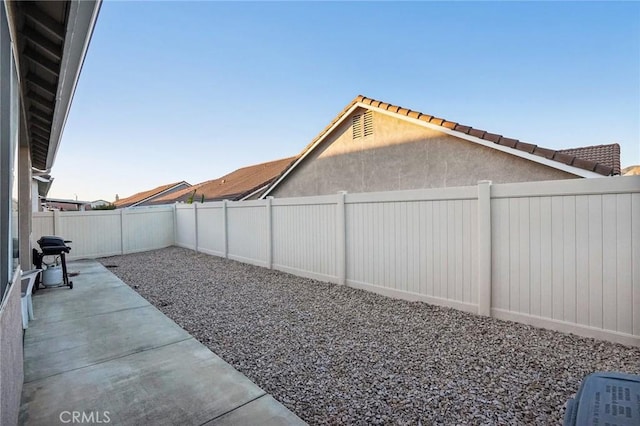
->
{"left": 558, "top": 144, "right": 621, "bottom": 175}
{"left": 114, "top": 181, "right": 191, "bottom": 208}
{"left": 152, "top": 157, "right": 297, "bottom": 204}
{"left": 291, "top": 95, "right": 618, "bottom": 178}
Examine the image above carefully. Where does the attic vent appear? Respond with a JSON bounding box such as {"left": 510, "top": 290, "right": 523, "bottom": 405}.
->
{"left": 363, "top": 111, "right": 373, "bottom": 136}
{"left": 352, "top": 114, "right": 363, "bottom": 139}
{"left": 352, "top": 111, "right": 373, "bottom": 139}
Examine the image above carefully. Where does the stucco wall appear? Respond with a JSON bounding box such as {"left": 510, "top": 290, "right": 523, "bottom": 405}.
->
{"left": 271, "top": 109, "right": 576, "bottom": 197}
{"left": 0, "top": 274, "right": 24, "bottom": 426}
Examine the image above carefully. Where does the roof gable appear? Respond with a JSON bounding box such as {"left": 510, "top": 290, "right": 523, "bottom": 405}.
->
{"left": 262, "top": 95, "right": 617, "bottom": 198}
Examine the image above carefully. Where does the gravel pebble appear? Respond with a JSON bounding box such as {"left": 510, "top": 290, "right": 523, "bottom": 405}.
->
{"left": 100, "top": 247, "right": 640, "bottom": 425}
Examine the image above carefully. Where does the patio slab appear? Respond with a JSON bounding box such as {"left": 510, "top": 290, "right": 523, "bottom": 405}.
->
{"left": 20, "top": 260, "right": 305, "bottom": 425}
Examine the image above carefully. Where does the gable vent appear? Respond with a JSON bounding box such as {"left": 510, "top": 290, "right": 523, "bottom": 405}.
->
{"left": 353, "top": 111, "right": 374, "bottom": 139}
{"left": 363, "top": 111, "right": 373, "bottom": 137}
{"left": 352, "top": 114, "right": 363, "bottom": 139}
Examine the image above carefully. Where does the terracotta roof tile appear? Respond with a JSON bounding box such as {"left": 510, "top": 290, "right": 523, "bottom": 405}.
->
{"left": 571, "top": 157, "right": 597, "bottom": 171}
{"left": 552, "top": 152, "right": 575, "bottom": 166}
{"left": 430, "top": 117, "right": 444, "bottom": 126}
{"left": 594, "top": 163, "right": 614, "bottom": 176}
{"left": 453, "top": 124, "right": 470, "bottom": 134}
{"left": 499, "top": 137, "right": 518, "bottom": 148}
{"left": 515, "top": 141, "right": 536, "bottom": 153}
{"left": 407, "top": 111, "right": 421, "bottom": 119}
{"left": 483, "top": 132, "right": 502, "bottom": 143}
{"left": 454, "top": 124, "right": 471, "bottom": 134}
{"left": 419, "top": 114, "right": 433, "bottom": 122}
{"left": 558, "top": 143, "right": 620, "bottom": 175}
{"left": 468, "top": 128, "right": 486, "bottom": 138}
{"left": 533, "top": 146, "right": 555, "bottom": 159}
{"left": 442, "top": 121, "right": 457, "bottom": 130}
{"left": 398, "top": 107, "right": 410, "bottom": 115}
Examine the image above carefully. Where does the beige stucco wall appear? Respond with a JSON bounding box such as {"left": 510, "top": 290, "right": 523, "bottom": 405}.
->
{"left": 0, "top": 276, "right": 24, "bottom": 426}
{"left": 271, "top": 109, "right": 576, "bottom": 198}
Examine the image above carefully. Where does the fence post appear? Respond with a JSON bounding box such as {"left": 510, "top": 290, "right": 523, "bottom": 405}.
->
{"left": 223, "top": 200, "right": 229, "bottom": 258}
{"left": 477, "top": 180, "right": 492, "bottom": 316}
{"left": 194, "top": 203, "right": 199, "bottom": 252}
{"left": 120, "top": 208, "right": 126, "bottom": 255}
{"left": 336, "top": 191, "right": 347, "bottom": 285}
{"left": 266, "top": 197, "right": 273, "bottom": 269}
{"left": 53, "top": 210, "right": 60, "bottom": 235}
{"left": 173, "top": 204, "right": 178, "bottom": 245}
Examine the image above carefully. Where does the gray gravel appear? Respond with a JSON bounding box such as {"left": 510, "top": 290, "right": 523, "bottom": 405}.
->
{"left": 100, "top": 246, "right": 640, "bottom": 425}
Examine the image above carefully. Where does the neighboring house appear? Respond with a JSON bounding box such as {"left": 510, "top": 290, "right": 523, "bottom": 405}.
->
{"left": 90, "top": 199, "right": 112, "bottom": 209}
{"left": 150, "top": 157, "right": 297, "bottom": 204}
{"left": 113, "top": 181, "right": 191, "bottom": 208}
{"left": 622, "top": 165, "right": 640, "bottom": 176}
{"left": 262, "top": 95, "right": 620, "bottom": 198}
{"left": 42, "top": 197, "right": 91, "bottom": 211}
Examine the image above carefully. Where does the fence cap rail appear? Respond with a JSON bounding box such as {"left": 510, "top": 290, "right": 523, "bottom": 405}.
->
{"left": 491, "top": 175, "right": 640, "bottom": 198}
{"left": 346, "top": 185, "right": 478, "bottom": 204}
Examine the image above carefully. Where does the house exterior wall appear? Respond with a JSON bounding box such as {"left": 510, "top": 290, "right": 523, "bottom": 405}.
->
{"left": 270, "top": 109, "right": 576, "bottom": 198}
{"left": 0, "top": 272, "right": 24, "bottom": 426}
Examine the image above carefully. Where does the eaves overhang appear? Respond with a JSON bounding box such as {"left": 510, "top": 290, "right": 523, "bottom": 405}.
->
{"left": 5, "top": 0, "right": 101, "bottom": 171}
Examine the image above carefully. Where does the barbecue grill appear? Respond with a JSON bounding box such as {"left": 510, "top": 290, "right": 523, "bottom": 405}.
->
{"left": 33, "top": 236, "right": 73, "bottom": 290}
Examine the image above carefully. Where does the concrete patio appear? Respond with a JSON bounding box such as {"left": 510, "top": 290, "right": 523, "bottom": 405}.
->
{"left": 19, "top": 260, "right": 305, "bottom": 425}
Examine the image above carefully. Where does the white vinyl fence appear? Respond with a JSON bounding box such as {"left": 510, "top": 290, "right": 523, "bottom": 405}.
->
{"left": 175, "top": 176, "right": 640, "bottom": 347}
{"left": 32, "top": 206, "right": 175, "bottom": 260}
{"left": 33, "top": 177, "right": 639, "bottom": 346}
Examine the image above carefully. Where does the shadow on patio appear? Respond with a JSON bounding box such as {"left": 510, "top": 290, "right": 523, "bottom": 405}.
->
{"left": 19, "top": 260, "right": 304, "bottom": 425}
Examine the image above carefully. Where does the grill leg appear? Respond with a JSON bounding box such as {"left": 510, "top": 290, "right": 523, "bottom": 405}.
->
{"left": 60, "top": 253, "right": 71, "bottom": 288}
{"left": 32, "top": 249, "right": 43, "bottom": 291}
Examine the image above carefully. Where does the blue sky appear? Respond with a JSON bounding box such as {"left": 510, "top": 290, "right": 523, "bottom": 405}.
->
{"left": 49, "top": 1, "right": 640, "bottom": 202}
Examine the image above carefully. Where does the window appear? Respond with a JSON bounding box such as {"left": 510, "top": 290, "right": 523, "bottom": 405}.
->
{"left": 1, "top": 5, "right": 20, "bottom": 296}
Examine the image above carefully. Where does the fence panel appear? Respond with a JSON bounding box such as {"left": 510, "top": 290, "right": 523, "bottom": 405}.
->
{"left": 196, "top": 203, "right": 226, "bottom": 256}
{"left": 32, "top": 212, "right": 54, "bottom": 243}
{"left": 345, "top": 189, "right": 478, "bottom": 313}
{"left": 175, "top": 205, "right": 196, "bottom": 250}
{"left": 490, "top": 177, "right": 640, "bottom": 345}
{"left": 272, "top": 197, "right": 337, "bottom": 282}
{"left": 58, "top": 210, "right": 122, "bottom": 259}
{"left": 123, "top": 207, "right": 174, "bottom": 254}
{"left": 227, "top": 201, "right": 268, "bottom": 266}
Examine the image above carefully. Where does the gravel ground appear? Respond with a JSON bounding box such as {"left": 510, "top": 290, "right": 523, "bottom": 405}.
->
{"left": 100, "top": 247, "right": 640, "bottom": 425}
